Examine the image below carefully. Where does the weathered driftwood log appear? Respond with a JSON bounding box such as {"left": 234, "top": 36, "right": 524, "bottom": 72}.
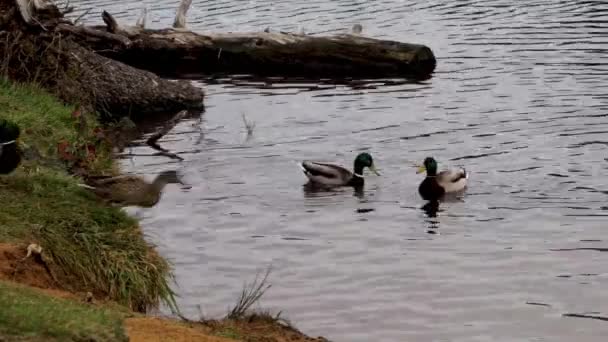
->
{"left": 0, "top": 0, "right": 204, "bottom": 118}
{"left": 74, "top": 2, "right": 436, "bottom": 79}
{"left": 95, "top": 29, "right": 436, "bottom": 79}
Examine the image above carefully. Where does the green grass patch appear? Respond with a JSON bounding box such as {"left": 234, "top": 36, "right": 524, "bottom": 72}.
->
{"left": 215, "top": 327, "right": 243, "bottom": 340}
{"left": 0, "top": 78, "right": 78, "bottom": 156}
{"left": 0, "top": 78, "right": 113, "bottom": 173}
{"left": 0, "top": 280, "right": 128, "bottom": 342}
{"left": 0, "top": 79, "right": 175, "bottom": 312}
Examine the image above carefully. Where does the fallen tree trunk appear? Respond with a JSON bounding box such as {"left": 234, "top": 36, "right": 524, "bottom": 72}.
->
{"left": 67, "top": 43, "right": 205, "bottom": 118}
{"left": 95, "top": 29, "right": 436, "bottom": 79}
{"left": 73, "top": 2, "right": 436, "bottom": 79}
{"left": 0, "top": 0, "right": 204, "bottom": 119}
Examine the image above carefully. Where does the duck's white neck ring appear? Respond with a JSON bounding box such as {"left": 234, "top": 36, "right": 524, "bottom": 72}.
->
{"left": 0, "top": 140, "right": 15, "bottom": 146}
{"left": 353, "top": 173, "right": 364, "bottom": 178}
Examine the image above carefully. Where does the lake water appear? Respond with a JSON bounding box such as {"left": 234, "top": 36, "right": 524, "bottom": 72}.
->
{"left": 72, "top": 0, "right": 608, "bottom": 341}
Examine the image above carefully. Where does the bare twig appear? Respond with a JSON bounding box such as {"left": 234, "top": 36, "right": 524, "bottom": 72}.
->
{"left": 173, "top": 0, "right": 193, "bottom": 29}
{"left": 61, "top": 0, "right": 71, "bottom": 12}
{"left": 73, "top": 8, "right": 92, "bottom": 25}
{"left": 102, "top": 10, "right": 119, "bottom": 33}
{"left": 146, "top": 110, "right": 188, "bottom": 160}
{"left": 135, "top": 7, "right": 147, "bottom": 29}
{"left": 1, "top": 32, "right": 23, "bottom": 76}
{"left": 57, "top": 23, "right": 131, "bottom": 48}
{"left": 60, "top": 0, "right": 74, "bottom": 16}
{"left": 31, "top": 16, "right": 49, "bottom": 31}
{"left": 241, "top": 113, "right": 255, "bottom": 136}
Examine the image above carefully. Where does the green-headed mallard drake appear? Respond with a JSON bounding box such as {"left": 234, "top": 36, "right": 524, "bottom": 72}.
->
{"left": 417, "top": 157, "right": 468, "bottom": 201}
{"left": 0, "top": 119, "right": 22, "bottom": 175}
{"left": 300, "top": 152, "right": 380, "bottom": 188}
{"left": 78, "top": 170, "right": 186, "bottom": 207}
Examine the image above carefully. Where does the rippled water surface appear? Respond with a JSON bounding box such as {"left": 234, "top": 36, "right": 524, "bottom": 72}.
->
{"left": 73, "top": 0, "right": 608, "bottom": 340}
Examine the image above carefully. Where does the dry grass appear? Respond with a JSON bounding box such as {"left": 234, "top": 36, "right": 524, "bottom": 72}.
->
{"left": 227, "top": 267, "right": 272, "bottom": 320}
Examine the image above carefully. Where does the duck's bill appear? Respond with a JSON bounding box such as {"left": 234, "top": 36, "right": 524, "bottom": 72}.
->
{"left": 416, "top": 165, "right": 426, "bottom": 174}
{"left": 369, "top": 164, "right": 381, "bottom": 176}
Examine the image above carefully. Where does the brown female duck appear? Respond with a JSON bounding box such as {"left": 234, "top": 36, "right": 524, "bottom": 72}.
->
{"left": 79, "top": 170, "right": 186, "bottom": 207}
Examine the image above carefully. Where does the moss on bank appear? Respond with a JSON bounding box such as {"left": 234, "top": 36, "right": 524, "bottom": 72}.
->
{"left": 1, "top": 277, "right": 329, "bottom": 342}
{"left": 0, "top": 79, "right": 175, "bottom": 312}
{"left": 0, "top": 280, "right": 128, "bottom": 342}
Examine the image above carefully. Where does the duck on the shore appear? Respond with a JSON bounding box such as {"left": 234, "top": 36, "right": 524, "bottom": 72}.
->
{"left": 300, "top": 152, "right": 380, "bottom": 188}
{"left": 417, "top": 157, "right": 468, "bottom": 201}
{"left": 78, "top": 170, "right": 187, "bottom": 207}
{"left": 0, "top": 119, "right": 22, "bottom": 175}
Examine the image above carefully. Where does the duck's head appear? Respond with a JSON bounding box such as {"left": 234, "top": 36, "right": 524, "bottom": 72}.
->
{"left": 417, "top": 157, "right": 438, "bottom": 176}
{"left": 354, "top": 152, "right": 380, "bottom": 176}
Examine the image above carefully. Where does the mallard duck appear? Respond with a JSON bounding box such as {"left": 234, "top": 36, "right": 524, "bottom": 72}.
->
{"left": 78, "top": 170, "right": 186, "bottom": 207}
{"left": 0, "top": 119, "right": 22, "bottom": 175}
{"left": 300, "top": 152, "right": 380, "bottom": 188}
{"left": 417, "top": 157, "right": 468, "bottom": 201}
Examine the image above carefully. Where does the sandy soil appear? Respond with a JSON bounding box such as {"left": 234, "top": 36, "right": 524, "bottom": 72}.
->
{"left": 125, "top": 317, "right": 236, "bottom": 342}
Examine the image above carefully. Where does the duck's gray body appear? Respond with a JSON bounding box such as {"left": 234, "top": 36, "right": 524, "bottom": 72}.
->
{"left": 300, "top": 161, "right": 358, "bottom": 187}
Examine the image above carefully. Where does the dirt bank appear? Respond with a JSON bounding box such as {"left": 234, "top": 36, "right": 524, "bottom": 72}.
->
{"left": 0, "top": 243, "right": 328, "bottom": 341}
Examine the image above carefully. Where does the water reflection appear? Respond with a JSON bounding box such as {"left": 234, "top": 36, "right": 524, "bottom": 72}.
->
{"left": 421, "top": 200, "right": 441, "bottom": 232}
{"left": 202, "top": 75, "right": 432, "bottom": 90}
{"left": 77, "top": 0, "right": 608, "bottom": 341}
{"left": 421, "top": 200, "right": 440, "bottom": 218}
{"left": 301, "top": 182, "right": 367, "bottom": 200}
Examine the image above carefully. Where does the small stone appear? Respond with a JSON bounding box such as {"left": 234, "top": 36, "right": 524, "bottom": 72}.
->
{"left": 23, "top": 243, "right": 42, "bottom": 260}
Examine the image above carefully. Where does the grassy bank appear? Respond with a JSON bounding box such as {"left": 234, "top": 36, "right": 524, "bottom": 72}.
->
{"left": 0, "top": 280, "right": 128, "bottom": 341}
{"left": 0, "top": 278, "right": 326, "bottom": 342}
{"left": 0, "top": 79, "right": 174, "bottom": 312}
{"left": 0, "top": 79, "right": 327, "bottom": 342}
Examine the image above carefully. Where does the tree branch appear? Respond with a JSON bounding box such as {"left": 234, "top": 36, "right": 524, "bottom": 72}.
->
{"left": 173, "top": 0, "right": 192, "bottom": 29}
{"left": 146, "top": 110, "right": 189, "bottom": 160}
